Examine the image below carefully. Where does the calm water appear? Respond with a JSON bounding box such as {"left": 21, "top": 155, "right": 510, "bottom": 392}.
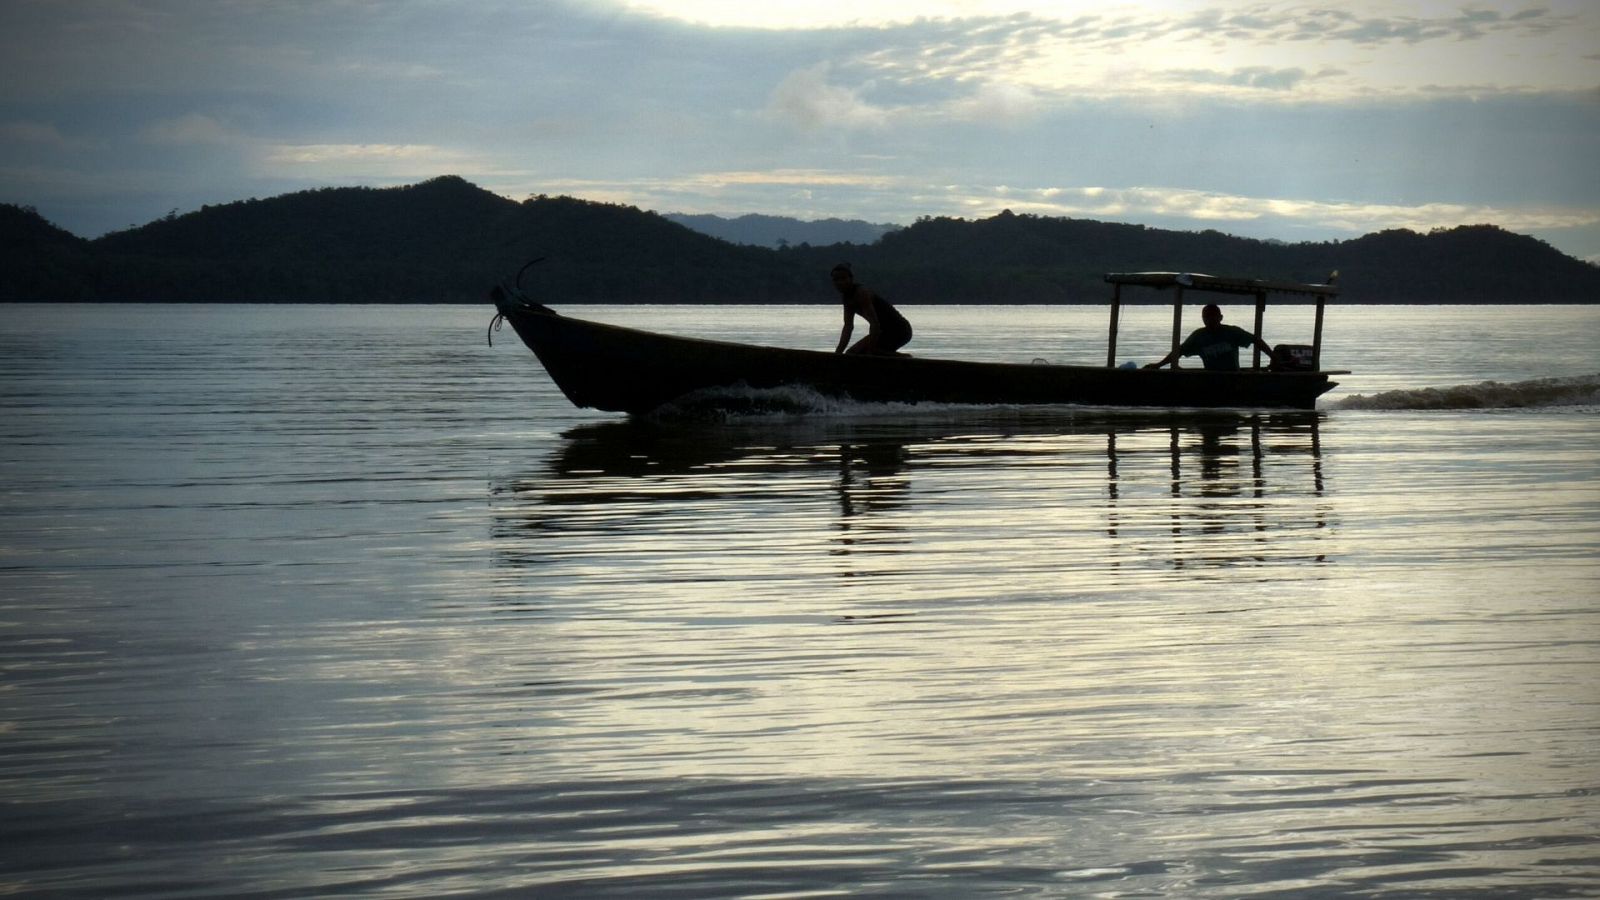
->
{"left": 2, "top": 303, "right": 1598, "bottom": 898}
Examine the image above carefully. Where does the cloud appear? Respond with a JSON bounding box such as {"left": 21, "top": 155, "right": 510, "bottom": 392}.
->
{"left": 0, "top": 1, "right": 1595, "bottom": 261}
{"left": 0, "top": 120, "right": 86, "bottom": 150}
{"left": 1159, "top": 66, "right": 1333, "bottom": 92}
{"left": 686, "top": 169, "right": 900, "bottom": 187}
{"left": 140, "top": 114, "right": 242, "bottom": 146}
{"left": 254, "top": 143, "right": 497, "bottom": 183}
{"left": 263, "top": 144, "right": 450, "bottom": 165}
{"left": 852, "top": 14, "right": 1067, "bottom": 88}
{"left": 1168, "top": 4, "right": 1568, "bottom": 47}
{"left": 614, "top": 1, "right": 1571, "bottom": 48}
{"left": 497, "top": 166, "right": 1600, "bottom": 251}
{"left": 617, "top": 0, "right": 1052, "bottom": 30}
{"left": 767, "top": 63, "right": 891, "bottom": 131}
{"left": 949, "top": 81, "right": 1040, "bottom": 122}
{"left": 928, "top": 183, "right": 1600, "bottom": 239}
{"left": 821, "top": 5, "right": 1597, "bottom": 102}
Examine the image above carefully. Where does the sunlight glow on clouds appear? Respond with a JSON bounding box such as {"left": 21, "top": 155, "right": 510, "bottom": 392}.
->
{"left": 638, "top": 0, "right": 1598, "bottom": 100}
{"left": 264, "top": 144, "right": 454, "bottom": 165}
{"left": 976, "top": 186, "right": 1600, "bottom": 236}
{"left": 255, "top": 143, "right": 500, "bottom": 182}
{"left": 619, "top": 0, "right": 1052, "bottom": 29}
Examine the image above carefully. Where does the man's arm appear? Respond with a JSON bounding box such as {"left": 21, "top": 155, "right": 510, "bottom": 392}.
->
{"left": 1251, "top": 335, "right": 1277, "bottom": 368}
{"left": 1146, "top": 337, "right": 1189, "bottom": 369}
{"left": 835, "top": 303, "right": 854, "bottom": 353}
{"left": 1144, "top": 350, "right": 1179, "bottom": 369}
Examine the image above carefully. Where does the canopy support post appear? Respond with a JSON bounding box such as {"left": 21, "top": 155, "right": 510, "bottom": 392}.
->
{"left": 1169, "top": 287, "right": 1185, "bottom": 368}
{"left": 1252, "top": 289, "right": 1266, "bottom": 369}
{"left": 1312, "top": 297, "right": 1326, "bottom": 371}
{"left": 1106, "top": 283, "right": 1122, "bottom": 367}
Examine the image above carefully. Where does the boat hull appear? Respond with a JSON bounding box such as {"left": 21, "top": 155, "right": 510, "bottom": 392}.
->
{"left": 495, "top": 300, "right": 1339, "bottom": 413}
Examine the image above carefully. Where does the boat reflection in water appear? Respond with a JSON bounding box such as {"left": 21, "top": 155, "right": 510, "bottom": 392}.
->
{"left": 491, "top": 408, "right": 1330, "bottom": 583}
{"left": 1117, "top": 410, "right": 1327, "bottom": 566}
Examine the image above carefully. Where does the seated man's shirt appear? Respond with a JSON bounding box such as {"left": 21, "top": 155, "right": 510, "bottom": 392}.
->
{"left": 1180, "top": 325, "right": 1255, "bottom": 371}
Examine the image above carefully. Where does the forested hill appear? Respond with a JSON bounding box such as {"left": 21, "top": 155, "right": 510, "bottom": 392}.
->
{"left": 4, "top": 175, "right": 1597, "bottom": 303}
{"left": 1, "top": 177, "right": 791, "bottom": 303}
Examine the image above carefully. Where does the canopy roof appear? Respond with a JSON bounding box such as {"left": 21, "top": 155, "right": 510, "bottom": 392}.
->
{"left": 1105, "top": 272, "right": 1339, "bottom": 298}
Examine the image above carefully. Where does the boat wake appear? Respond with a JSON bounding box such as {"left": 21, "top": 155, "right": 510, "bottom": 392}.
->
{"left": 648, "top": 383, "right": 934, "bottom": 422}
{"left": 1332, "top": 374, "right": 1600, "bottom": 410}
{"left": 646, "top": 376, "right": 1600, "bottom": 419}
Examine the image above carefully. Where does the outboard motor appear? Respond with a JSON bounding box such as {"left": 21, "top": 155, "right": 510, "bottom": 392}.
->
{"left": 1271, "top": 344, "right": 1317, "bottom": 372}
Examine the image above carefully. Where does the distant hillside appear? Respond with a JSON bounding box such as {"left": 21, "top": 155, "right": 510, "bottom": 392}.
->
{"left": 796, "top": 210, "right": 1600, "bottom": 304}
{"left": 665, "top": 213, "right": 900, "bottom": 249}
{"left": 3, "top": 177, "right": 1597, "bottom": 303}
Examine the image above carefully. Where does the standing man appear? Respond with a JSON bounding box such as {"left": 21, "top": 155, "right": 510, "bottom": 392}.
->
{"left": 1146, "top": 304, "right": 1277, "bottom": 370}
{"left": 831, "top": 263, "right": 913, "bottom": 356}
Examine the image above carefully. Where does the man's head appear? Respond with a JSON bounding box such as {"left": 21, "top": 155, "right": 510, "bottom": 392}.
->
{"left": 830, "top": 263, "right": 856, "bottom": 295}
{"left": 1201, "top": 304, "right": 1223, "bottom": 326}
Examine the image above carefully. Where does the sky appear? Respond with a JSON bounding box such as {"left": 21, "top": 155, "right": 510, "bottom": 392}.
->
{"left": 2, "top": 0, "right": 1597, "bottom": 262}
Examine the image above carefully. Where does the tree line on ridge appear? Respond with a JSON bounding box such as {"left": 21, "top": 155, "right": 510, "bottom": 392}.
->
{"left": 3, "top": 175, "right": 1597, "bottom": 304}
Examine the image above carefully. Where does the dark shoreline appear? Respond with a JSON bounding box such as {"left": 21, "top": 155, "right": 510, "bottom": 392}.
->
{"left": 4, "top": 298, "right": 1596, "bottom": 306}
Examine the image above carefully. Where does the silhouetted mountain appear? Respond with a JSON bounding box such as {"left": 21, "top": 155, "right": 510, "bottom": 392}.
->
{"left": 22, "top": 176, "right": 803, "bottom": 302}
{"left": 1, "top": 203, "right": 93, "bottom": 300}
{"left": 665, "top": 212, "right": 899, "bottom": 248}
{"left": 3, "top": 178, "right": 1597, "bottom": 303}
{"left": 2, "top": 202, "right": 84, "bottom": 248}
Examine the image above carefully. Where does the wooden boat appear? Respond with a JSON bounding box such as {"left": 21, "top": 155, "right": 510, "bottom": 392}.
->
{"left": 489, "top": 269, "right": 1347, "bottom": 414}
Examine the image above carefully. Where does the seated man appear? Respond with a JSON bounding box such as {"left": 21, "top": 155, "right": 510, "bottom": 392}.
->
{"left": 1145, "top": 304, "right": 1277, "bottom": 371}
